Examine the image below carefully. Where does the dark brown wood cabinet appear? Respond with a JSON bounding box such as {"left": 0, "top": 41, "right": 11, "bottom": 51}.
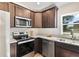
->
{"left": 42, "top": 7, "right": 58, "bottom": 28}
{"left": 42, "top": 39, "right": 49, "bottom": 56}
{"left": 9, "top": 3, "right": 31, "bottom": 27}
{"left": 0, "top": 2, "right": 58, "bottom": 28}
{"left": 9, "top": 3, "right": 15, "bottom": 27}
{"left": 42, "top": 11, "right": 49, "bottom": 28}
{"left": 30, "top": 12, "right": 43, "bottom": 28}
{"left": 10, "top": 43, "right": 17, "bottom": 57}
{"left": 15, "top": 5, "right": 25, "bottom": 17}
{"left": 0, "top": 2, "right": 9, "bottom": 11}
{"left": 55, "top": 46, "right": 79, "bottom": 57}
{"left": 32, "top": 7, "right": 58, "bottom": 28}
{"left": 15, "top": 5, "right": 31, "bottom": 18}
{"left": 55, "top": 42, "right": 79, "bottom": 57}
{"left": 30, "top": 11, "right": 35, "bottom": 28}
{"left": 23, "top": 8, "right": 31, "bottom": 18}
{"left": 34, "top": 13, "right": 42, "bottom": 28}
{"left": 34, "top": 38, "right": 42, "bottom": 54}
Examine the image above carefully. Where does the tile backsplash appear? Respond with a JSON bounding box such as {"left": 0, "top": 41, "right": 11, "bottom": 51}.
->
{"left": 10, "top": 28, "right": 38, "bottom": 37}
{"left": 37, "top": 28, "right": 59, "bottom": 36}
{"left": 10, "top": 28, "right": 59, "bottom": 37}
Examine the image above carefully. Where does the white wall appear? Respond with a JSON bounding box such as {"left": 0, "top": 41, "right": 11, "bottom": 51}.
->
{"left": 37, "top": 28, "right": 59, "bottom": 35}
{"left": 58, "top": 2, "right": 79, "bottom": 34}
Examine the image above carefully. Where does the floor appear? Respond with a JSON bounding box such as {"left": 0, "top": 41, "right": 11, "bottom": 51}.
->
{"left": 23, "top": 51, "right": 43, "bottom": 57}
{"left": 34, "top": 53, "right": 43, "bottom": 57}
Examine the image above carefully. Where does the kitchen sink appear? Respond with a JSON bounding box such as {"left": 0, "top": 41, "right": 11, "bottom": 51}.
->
{"left": 59, "top": 34, "right": 72, "bottom": 39}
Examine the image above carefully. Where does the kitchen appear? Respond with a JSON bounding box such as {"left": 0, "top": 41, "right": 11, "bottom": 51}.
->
{"left": 0, "top": 2, "right": 79, "bottom": 57}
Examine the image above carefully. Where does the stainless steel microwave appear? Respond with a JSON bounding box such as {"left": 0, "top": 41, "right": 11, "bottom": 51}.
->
{"left": 15, "top": 16, "right": 32, "bottom": 28}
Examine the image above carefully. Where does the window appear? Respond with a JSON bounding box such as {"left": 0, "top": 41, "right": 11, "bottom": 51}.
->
{"left": 62, "top": 13, "right": 79, "bottom": 34}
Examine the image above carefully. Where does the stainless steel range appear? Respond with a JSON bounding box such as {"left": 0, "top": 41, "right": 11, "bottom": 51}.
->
{"left": 13, "top": 32, "right": 35, "bottom": 57}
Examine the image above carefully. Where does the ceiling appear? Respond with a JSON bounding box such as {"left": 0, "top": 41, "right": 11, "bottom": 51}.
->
{"left": 13, "top": 2, "right": 70, "bottom": 12}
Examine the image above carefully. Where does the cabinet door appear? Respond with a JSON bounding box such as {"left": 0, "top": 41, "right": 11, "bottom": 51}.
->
{"left": 9, "top": 3, "right": 15, "bottom": 27}
{"left": 55, "top": 46, "right": 79, "bottom": 57}
{"left": 10, "top": 43, "right": 17, "bottom": 57}
{"left": 34, "top": 13, "right": 42, "bottom": 28}
{"left": 47, "top": 9, "right": 55, "bottom": 28}
{"left": 15, "top": 5, "right": 31, "bottom": 18}
{"left": 34, "top": 38, "right": 42, "bottom": 54}
{"left": 15, "top": 5, "right": 24, "bottom": 17}
{"left": 42, "top": 7, "right": 58, "bottom": 28}
{"left": 55, "top": 42, "right": 79, "bottom": 57}
{"left": 42, "top": 12, "right": 49, "bottom": 28}
{"left": 24, "top": 9, "right": 30, "bottom": 18}
{"left": 42, "top": 39, "right": 49, "bottom": 56}
{"left": 0, "top": 2, "right": 9, "bottom": 11}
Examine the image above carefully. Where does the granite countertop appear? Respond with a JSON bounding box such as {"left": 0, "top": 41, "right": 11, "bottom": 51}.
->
{"left": 10, "top": 35, "right": 79, "bottom": 46}
{"left": 10, "top": 39, "right": 17, "bottom": 43}
{"left": 31, "top": 35, "right": 79, "bottom": 46}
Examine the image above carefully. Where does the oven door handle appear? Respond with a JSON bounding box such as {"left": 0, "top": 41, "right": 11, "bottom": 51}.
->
{"left": 18, "top": 39, "right": 35, "bottom": 45}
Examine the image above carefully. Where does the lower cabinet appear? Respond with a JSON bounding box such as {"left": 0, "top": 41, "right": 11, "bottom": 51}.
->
{"left": 34, "top": 38, "right": 55, "bottom": 57}
{"left": 42, "top": 39, "right": 55, "bottom": 57}
{"left": 10, "top": 42, "right": 17, "bottom": 57}
{"left": 34, "top": 38, "right": 42, "bottom": 54}
{"left": 42, "top": 39, "right": 49, "bottom": 56}
{"left": 55, "top": 46, "right": 79, "bottom": 57}
{"left": 55, "top": 42, "right": 79, "bottom": 57}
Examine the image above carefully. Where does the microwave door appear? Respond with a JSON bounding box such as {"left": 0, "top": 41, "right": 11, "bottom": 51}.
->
{"left": 15, "top": 16, "right": 32, "bottom": 27}
{"left": 16, "top": 18, "right": 27, "bottom": 27}
{"left": 15, "top": 18, "right": 20, "bottom": 27}
{"left": 26, "top": 20, "right": 28, "bottom": 26}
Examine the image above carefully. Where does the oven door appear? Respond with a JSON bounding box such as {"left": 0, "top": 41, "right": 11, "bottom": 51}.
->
{"left": 17, "top": 40, "right": 34, "bottom": 57}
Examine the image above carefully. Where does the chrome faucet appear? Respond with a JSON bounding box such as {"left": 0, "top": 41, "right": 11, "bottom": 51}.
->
{"left": 70, "top": 29, "right": 75, "bottom": 40}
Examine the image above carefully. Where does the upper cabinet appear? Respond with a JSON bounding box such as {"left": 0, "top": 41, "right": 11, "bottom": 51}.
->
{"left": 30, "top": 11, "right": 35, "bottom": 28}
{"left": 42, "top": 7, "right": 58, "bottom": 28}
{"left": 15, "top": 5, "right": 25, "bottom": 17}
{"left": 9, "top": 3, "right": 32, "bottom": 27}
{"left": 23, "top": 8, "right": 31, "bottom": 18}
{"left": 14, "top": 5, "right": 58, "bottom": 28}
{"left": 42, "top": 11, "right": 49, "bottom": 28}
{"left": 0, "top": 2, "right": 9, "bottom": 11}
{"left": 15, "top": 5, "right": 31, "bottom": 18}
{"left": 9, "top": 3, "right": 15, "bottom": 27}
{"left": 0, "top": 2, "right": 58, "bottom": 28}
{"left": 34, "top": 13, "right": 42, "bottom": 28}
